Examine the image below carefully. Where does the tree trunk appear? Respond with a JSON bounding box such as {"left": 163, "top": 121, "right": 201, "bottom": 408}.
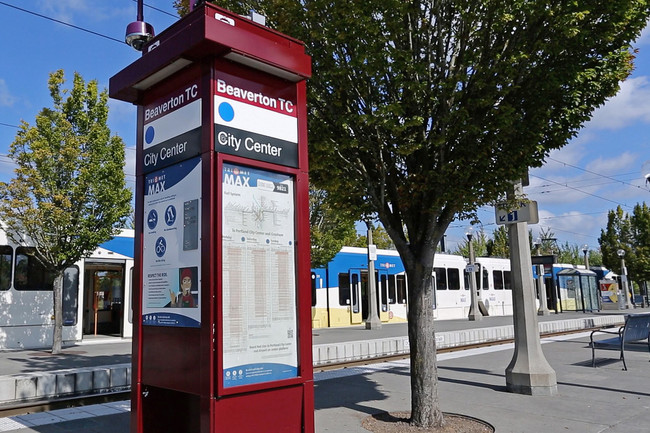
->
{"left": 51, "top": 272, "right": 64, "bottom": 354}
{"left": 405, "top": 257, "right": 443, "bottom": 428}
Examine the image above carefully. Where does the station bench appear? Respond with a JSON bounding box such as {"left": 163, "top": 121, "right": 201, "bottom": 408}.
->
{"left": 590, "top": 312, "right": 650, "bottom": 370}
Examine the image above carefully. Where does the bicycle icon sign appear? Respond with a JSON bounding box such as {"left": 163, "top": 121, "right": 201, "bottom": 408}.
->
{"left": 155, "top": 237, "right": 167, "bottom": 257}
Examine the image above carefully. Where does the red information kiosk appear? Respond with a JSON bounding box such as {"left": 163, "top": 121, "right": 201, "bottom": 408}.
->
{"left": 109, "top": 4, "right": 312, "bottom": 432}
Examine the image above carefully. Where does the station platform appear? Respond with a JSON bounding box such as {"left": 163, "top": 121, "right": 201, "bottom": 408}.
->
{"left": 1, "top": 308, "right": 648, "bottom": 432}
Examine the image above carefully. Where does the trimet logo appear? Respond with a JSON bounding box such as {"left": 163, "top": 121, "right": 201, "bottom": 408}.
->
{"left": 147, "top": 174, "right": 167, "bottom": 195}
{"left": 223, "top": 166, "right": 251, "bottom": 187}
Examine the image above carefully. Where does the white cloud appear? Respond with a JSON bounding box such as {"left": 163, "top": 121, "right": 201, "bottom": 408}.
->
{"left": 37, "top": 0, "right": 131, "bottom": 23}
{"left": 587, "top": 76, "right": 650, "bottom": 130}
{"left": 532, "top": 209, "right": 606, "bottom": 245}
{"left": 0, "top": 79, "right": 16, "bottom": 107}
{"left": 635, "top": 19, "right": 650, "bottom": 46}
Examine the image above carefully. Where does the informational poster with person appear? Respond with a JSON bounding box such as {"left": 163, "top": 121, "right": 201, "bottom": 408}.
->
{"left": 142, "top": 157, "right": 202, "bottom": 328}
{"left": 221, "top": 163, "right": 298, "bottom": 387}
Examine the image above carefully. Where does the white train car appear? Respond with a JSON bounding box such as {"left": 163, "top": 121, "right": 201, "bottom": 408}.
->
{"left": 431, "top": 253, "right": 472, "bottom": 320}
{"left": 0, "top": 229, "right": 134, "bottom": 350}
{"left": 475, "top": 256, "right": 514, "bottom": 316}
{"left": 311, "top": 247, "right": 514, "bottom": 328}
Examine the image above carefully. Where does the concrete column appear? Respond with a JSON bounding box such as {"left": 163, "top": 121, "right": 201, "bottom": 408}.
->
{"left": 365, "top": 223, "right": 381, "bottom": 329}
{"left": 467, "top": 235, "right": 482, "bottom": 321}
{"left": 505, "top": 181, "right": 557, "bottom": 396}
{"left": 536, "top": 265, "right": 550, "bottom": 316}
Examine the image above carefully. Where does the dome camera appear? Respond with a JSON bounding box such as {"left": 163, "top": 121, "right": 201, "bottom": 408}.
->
{"left": 125, "top": 21, "right": 155, "bottom": 51}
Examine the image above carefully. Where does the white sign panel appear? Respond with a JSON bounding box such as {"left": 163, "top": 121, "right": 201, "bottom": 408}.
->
{"left": 141, "top": 82, "right": 202, "bottom": 174}
{"left": 214, "top": 76, "right": 298, "bottom": 167}
{"left": 495, "top": 200, "right": 539, "bottom": 225}
{"left": 221, "top": 163, "right": 298, "bottom": 387}
{"left": 142, "top": 157, "right": 202, "bottom": 328}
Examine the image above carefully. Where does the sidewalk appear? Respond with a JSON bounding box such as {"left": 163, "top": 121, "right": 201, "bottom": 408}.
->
{"left": 2, "top": 309, "right": 649, "bottom": 432}
{"left": 3, "top": 330, "right": 650, "bottom": 432}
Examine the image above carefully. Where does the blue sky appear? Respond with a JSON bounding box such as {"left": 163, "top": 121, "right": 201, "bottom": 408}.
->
{"left": 1, "top": 1, "right": 649, "bottom": 253}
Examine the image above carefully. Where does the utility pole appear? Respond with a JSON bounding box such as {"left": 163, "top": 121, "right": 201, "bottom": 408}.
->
{"left": 466, "top": 226, "right": 482, "bottom": 321}
{"left": 365, "top": 222, "right": 381, "bottom": 329}
{"left": 505, "top": 180, "right": 557, "bottom": 395}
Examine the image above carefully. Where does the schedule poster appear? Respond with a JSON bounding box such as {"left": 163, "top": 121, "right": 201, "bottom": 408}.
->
{"left": 142, "top": 157, "right": 202, "bottom": 328}
{"left": 221, "top": 163, "right": 298, "bottom": 387}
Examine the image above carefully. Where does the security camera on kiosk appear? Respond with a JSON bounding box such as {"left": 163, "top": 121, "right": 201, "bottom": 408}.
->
{"left": 125, "top": 0, "right": 155, "bottom": 51}
{"left": 126, "top": 20, "right": 154, "bottom": 51}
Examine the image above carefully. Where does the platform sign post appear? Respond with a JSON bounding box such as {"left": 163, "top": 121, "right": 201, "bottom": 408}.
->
{"left": 110, "top": 5, "right": 312, "bottom": 433}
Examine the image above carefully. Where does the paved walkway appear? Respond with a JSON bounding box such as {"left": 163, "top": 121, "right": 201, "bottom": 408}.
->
{"left": 2, "top": 308, "right": 649, "bottom": 432}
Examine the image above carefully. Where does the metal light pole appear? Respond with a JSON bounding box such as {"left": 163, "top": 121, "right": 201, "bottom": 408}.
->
{"left": 617, "top": 249, "right": 633, "bottom": 309}
{"left": 365, "top": 222, "right": 381, "bottom": 329}
{"left": 466, "top": 226, "right": 482, "bottom": 321}
{"left": 536, "top": 264, "right": 550, "bottom": 316}
{"left": 582, "top": 244, "right": 590, "bottom": 270}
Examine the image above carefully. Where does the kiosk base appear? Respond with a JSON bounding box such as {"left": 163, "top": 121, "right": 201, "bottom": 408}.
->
{"left": 142, "top": 386, "right": 201, "bottom": 433}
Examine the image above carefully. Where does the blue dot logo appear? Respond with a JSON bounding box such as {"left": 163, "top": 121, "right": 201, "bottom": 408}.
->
{"left": 219, "top": 102, "right": 235, "bottom": 122}
{"left": 145, "top": 126, "right": 155, "bottom": 144}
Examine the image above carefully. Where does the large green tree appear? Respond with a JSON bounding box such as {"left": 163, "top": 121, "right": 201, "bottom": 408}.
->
{"left": 310, "top": 186, "right": 357, "bottom": 267}
{"left": 486, "top": 226, "right": 510, "bottom": 258}
{"left": 0, "top": 70, "right": 132, "bottom": 354}
{"left": 600, "top": 203, "right": 650, "bottom": 286}
{"left": 177, "top": 1, "right": 650, "bottom": 427}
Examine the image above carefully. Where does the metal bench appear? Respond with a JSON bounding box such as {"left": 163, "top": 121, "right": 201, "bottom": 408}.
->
{"left": 590, "top": 312, "right": 650, "bottom": 370}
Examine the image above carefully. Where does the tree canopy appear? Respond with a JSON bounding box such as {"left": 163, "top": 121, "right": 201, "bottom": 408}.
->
{"left": 0, "top": 70, "right": 132, "bottom": 352}
{"left": 600, "top": 203, "right": 650, "bottom": 284}
{"left": 176, "top": 1, "right": 650, "bottom": 427}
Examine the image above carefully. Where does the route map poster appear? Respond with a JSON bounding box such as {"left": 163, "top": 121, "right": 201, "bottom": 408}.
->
{"left": 221, "top": 163, "right": 298, "bottom": 387}
{"left": 142, "top": 157, "right": 202, "bottom": 328}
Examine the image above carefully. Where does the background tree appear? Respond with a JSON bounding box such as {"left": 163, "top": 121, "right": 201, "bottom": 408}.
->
{"left": 309, "top": 187, "right": 357, "bottom": 267}
{"left": 486, "top": 226, "right": 510, "bottom": 258}
{"left": 177, "top": 1, "right": 650, "bottom": 427}
{"left": 600, "top": 203, "right": 650, "bottom": 293}
{"left": 599, "top": 206, "right": 635, "bottom": 273}
{"left": 454, "top": 229, "right": 488, "bottom": 258}
{"left": 0, "top": 70, "right": 132, "bottom": 354}
{"left": 630, "top": 203, "right": 650, "bottom": 284}
{"left": 351, "top": 224, "right": 396, "bottom": 250}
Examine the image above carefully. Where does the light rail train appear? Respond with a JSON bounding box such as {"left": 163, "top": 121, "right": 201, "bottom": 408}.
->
{"left": 311, "top": 247, "right": 514, "bottom": 328}
{"left": 0, "top": 229, "right": 135, "bottom": 350}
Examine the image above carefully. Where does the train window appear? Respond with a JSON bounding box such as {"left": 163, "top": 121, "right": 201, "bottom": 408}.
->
{"left": 434, "top": 267, "right": 447, "bottom": 290}
{"left": 0, "top": 245, "right": 12, "bottom": 290}
{"left": 62, "top": 267, "right": 79, "bottom": 326}
{"left": 493, "top": 270, "right": 504, "bottom": 290}
{"left": 338, "top": 273, "right": 351, "bottom": 306}
{"left": 380, "top": 274, "right": 388, "bottom": 311}
{"left": 396, "top": 275, "right": 407, "bottom": 304}
{"left": 448, "top": 268, "right": 461, "bottom": 290}
{"left": 388, "top": 276, "right": 396, "bottom": 304}
{"left": 351, "top": 273, "right": 359, "bottom": 313}
{"left": 504, "top": 271, "right": 512, "bottom": 290}
{"left": 311, "top": 272, "right": 317, "bottom": 307}
{"left": 14, "top": 247, "right": 55, "bottom": 291}
{"left": 482, "top": 269, "right": 489, "bottom": 290}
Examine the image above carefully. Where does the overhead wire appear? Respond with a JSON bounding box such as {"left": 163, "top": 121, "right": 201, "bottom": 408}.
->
{"left": 0, "top": 1, "right": 126, "bottom": 44}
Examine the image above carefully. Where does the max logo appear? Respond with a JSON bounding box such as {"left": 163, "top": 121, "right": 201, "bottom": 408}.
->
{"left": 223, "top": 173, "right": 250, "bottom": 187}
{"left": 147, "top": 175, "right": 166, "bottom": 195}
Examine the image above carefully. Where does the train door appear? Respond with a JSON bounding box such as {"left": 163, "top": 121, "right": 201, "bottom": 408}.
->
{"left": 83, "top": 263, "right": 125, "bottom": 336}
{"left": 377, "top": 269, "right": 389, "bottom": 322}
{"left": 349, "top": 269, "right": 363, "bottom": 324}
